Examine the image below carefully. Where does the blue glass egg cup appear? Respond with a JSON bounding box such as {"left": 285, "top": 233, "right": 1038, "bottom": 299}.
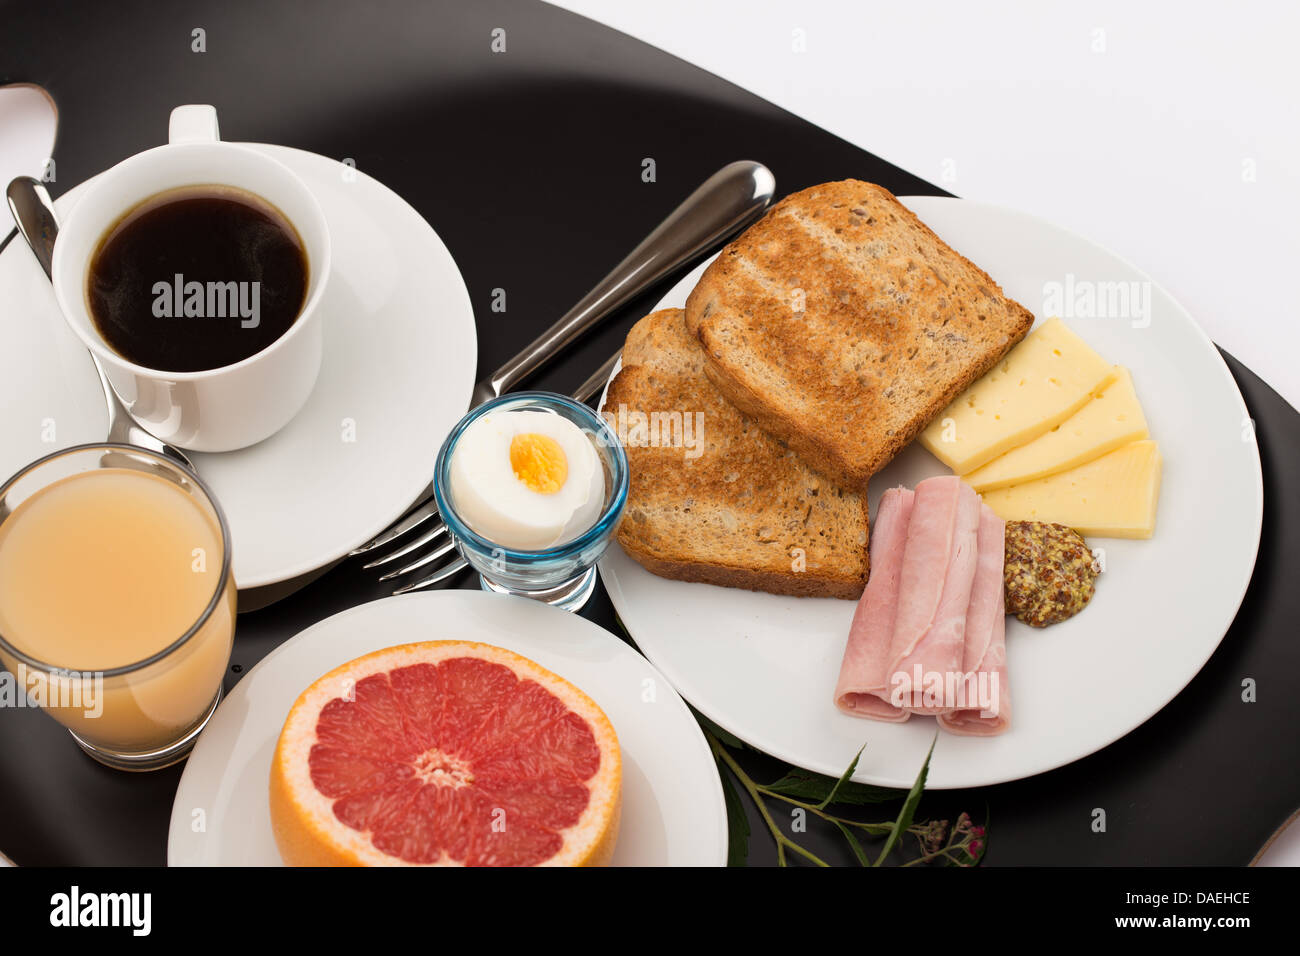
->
{"left": 434, "top": 392, "right": 629, "bottom": 612}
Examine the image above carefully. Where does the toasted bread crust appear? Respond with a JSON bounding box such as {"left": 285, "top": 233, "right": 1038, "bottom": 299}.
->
{"left": 685, "top": 181, "right": 1034, "bottom": 488}
{"left": 614, "top": 539, "right": 868, "bottom": 601}
{"left": 604, "top": 308, "right": 869, "bottom": 600}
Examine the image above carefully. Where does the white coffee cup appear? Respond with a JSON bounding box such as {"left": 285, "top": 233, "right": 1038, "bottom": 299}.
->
{"left": 50, "top": 105, "right": 330, "bottom": 452}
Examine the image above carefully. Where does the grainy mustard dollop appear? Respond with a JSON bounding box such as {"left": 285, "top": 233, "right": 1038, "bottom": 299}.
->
{"left": 1004, "top": 520, "right": 1099, "bottom": 627}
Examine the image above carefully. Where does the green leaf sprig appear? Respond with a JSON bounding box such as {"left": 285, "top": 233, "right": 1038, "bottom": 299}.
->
{"left": 699, "top": 714, "right": 986, "bottom": 867}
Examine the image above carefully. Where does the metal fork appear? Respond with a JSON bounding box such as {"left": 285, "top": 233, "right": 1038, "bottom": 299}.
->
{"left": 380, "top": 349, "right": 623, "bottom": 595}
{"left": 355, "top": 160, "right": 775, "bottom": 593}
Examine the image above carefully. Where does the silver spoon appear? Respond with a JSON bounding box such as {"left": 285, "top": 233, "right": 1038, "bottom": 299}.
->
{"left": 6, "top": 176, "right": 195, "bottom": 471}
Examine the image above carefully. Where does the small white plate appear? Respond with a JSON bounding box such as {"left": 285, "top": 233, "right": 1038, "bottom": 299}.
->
{"left": 599, "top": 196, "right": 1263, "bottom": 789}
{"left": 0, "top": 145, "right": 477, "bottom": 588}
{"left": 167, "top": 590, "right": 728, "bottom": 866}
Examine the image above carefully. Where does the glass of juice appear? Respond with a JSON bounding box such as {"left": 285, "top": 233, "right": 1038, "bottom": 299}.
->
{"left": 0, "top": 444, "right": 235, "bottom": 771}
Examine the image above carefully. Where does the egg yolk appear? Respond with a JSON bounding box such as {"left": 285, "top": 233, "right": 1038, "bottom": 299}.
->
{"left": 509, "top": 433, "right": 568, "bottom": 494}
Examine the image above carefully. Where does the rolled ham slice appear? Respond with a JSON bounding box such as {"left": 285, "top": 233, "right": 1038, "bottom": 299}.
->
{"left": 885, "top": 476, "right": 981, "bottom": 715}
{"left": 833, "top": 487, "right": 915, "bottom": 721}
{"left": 939, "top": 504, "right": 1011, "bottom": 736}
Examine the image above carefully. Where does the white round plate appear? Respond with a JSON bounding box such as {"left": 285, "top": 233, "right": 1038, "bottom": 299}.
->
{"left": 1252, "top": 808, "right": 1300, "bottom": 866}
{"left": 0, "top": 145, "right": 476, "bottom": 587}
{"left": 599, "top": 196, "right": 1263, "bottom": 789}
{"left": 167, "top": 590, "right": 727, "bottom": 866}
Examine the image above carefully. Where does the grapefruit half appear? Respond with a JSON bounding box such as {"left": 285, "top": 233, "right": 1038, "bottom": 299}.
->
{"left": 269, "top": 641, "right": 621, "bottom": 866}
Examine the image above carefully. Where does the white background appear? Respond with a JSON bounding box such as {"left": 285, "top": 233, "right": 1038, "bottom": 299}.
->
{"left": 0, "top": 0, "right": 1295, "bottom": 866}
{"left": 546, "top": 0, "right": 1300, "bottom": 410}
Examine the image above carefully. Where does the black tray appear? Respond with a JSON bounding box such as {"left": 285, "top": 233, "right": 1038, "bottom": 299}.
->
{"left": 1, "top": 0, "right": 1296, "bottom": 866}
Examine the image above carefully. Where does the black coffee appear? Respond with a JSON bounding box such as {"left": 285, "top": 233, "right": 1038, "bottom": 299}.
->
{"left": 87, "top": 185, "right": 308, "bottom": 372}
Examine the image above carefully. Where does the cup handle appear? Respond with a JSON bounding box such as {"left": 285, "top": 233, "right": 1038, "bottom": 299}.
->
{"left": 168, "top": 105, "right": 220, "bottom": 144}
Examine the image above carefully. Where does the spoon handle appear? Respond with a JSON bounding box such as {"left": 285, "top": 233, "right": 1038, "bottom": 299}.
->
{"left": 6, "top": 176, "right": 194, "bottom": 469}
{"left": 6, "top": 177, "right": 125, "bottom": 433}
{"left": 6, "top": 176, "right": 58, "bottom": 279}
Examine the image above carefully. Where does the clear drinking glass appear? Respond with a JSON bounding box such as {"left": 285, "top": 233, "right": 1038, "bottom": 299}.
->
{"left": 0, "top": 444, "right": 236, "bottom": 771}
{"left": 434, "top": 392, "right": 629, "bottom": 612}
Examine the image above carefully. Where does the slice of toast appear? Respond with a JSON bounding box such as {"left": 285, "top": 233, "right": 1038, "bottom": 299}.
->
{"left": 602, "top": 308, "right": 869, "bottom": 600}
{"left": 685, "top": 180, "right": 1035, "bottom": 488}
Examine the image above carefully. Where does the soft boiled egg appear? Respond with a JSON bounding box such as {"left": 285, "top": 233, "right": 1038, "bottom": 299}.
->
{"left": 448, "top": 410, "right": 605, "bottom": 550}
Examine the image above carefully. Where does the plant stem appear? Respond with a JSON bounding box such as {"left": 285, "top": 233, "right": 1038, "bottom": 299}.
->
{"left": 709, "top": 734, "right": 830, "bottom": 867}
{"left": 758, "top": 788, "right": 898, "bottom": 836}
{"left": 703, "top": 728, "right": 976, "bottom": 867}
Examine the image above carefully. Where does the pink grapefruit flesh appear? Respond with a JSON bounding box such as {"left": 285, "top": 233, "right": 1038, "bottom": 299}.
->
{"left": 269, "top": 641, "right": 621, "bottom": 866}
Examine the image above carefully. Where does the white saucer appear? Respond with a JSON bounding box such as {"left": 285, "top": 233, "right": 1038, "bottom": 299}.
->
{"left": 167, "top": 590, "right": 728, "bottom": 866}
{"left": 0, "top": 145, "right": 477, "bottom": 588}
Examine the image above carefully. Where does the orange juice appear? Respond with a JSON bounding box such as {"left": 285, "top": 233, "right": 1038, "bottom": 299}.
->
{"left": 0, "top": 466, "right": 234, "bottom": 754}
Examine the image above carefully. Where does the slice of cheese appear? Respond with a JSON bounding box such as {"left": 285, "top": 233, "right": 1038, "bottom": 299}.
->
{"left": 980, "top": 440, "right": 1162, "bottom": 539}
{"left": 964, "top": 367, "right": 1149, "bottom": 493}
{"left": 919, "top": 318, "right": 1116, "bottom": 474}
